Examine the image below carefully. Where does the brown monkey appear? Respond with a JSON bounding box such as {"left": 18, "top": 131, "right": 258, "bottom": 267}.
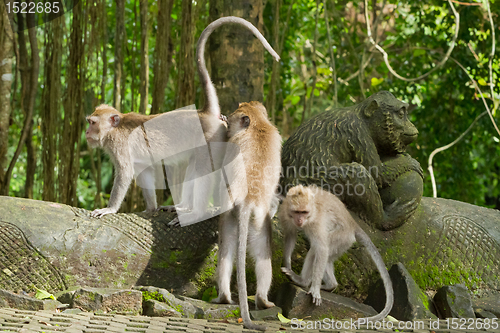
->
{"left": 279, "top": 185, "right": 393, "bottom": 322}
{"left": 86, "top": 17, "right": 279, "bottom": 218}
{"left": 213, "top": 102, "right": 281, "bottom": 331}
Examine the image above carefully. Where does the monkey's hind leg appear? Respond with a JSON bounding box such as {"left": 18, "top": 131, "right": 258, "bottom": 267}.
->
{"left": 321, "top": 262, "right": 338, "bottom": 291}
{"left": 249, "top": 213, "right": 275, "bottom": 310}
{"left": 212, "top": 211, "right": 237, "bottom": 305}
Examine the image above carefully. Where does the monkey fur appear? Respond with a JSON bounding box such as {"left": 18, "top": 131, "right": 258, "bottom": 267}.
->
{"left": 86, "top": 17, "right": 279, "bottom": 218}
{"left": 214, "top": 102, "right": 281, "bottom": 331}
{"left": 279, "top": 184, "right": 394, "bottom": 321}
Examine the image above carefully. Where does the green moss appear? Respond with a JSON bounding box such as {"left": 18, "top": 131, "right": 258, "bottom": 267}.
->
{"left": 418, "top": 290, "right": 430, "bottom": 310}
{"left": 225, "top": 308, "right": 241, "bottom": 318}
{"left": 142, "top": 291, "right": 166, "bottom": 303}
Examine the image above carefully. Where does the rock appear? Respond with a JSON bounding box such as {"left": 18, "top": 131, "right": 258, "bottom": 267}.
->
{"left": 62, "top": 308, "right": 83, "bottom": 314}
{"left": 473, "top": 294, "right": 500, "bottom": 318}
{"left": 143, "top": 299, "right": 182, "bottom": 317}
{"left": 72, "top": 287, "right": 142, "bottom": 314}
{"left": 55, "top": 286, "right": 80, "bottom": 304}
{"left": 434, "top": 284, "right": 475, "bottom": 318}
{"left": 474, "top": 308, "right": 497, "bottom": 319}
{"left": 364, "top": 262, "right": 436, "bottom": 320}
{"left": 250, "top": 306, "right": 283, "bottom": 321}
{"left": 0, "top": 289, "right": 49, "bottom": 311}
{"left": 175, "top": 294, "right": 241, "bottom": 320}
{"left": 274, "top": 283, "right": 376, "bottom": 320}
{"left": 136, "top": 286, "right": 203, "bottom": 318}
{"left": 42, "top": 299, "right": 62, "bottom": 311}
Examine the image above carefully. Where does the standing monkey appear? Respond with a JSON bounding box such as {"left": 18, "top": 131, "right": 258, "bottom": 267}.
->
{"left": 279, "top": 185, "right": 393, "bottom": 322}
{"left": 85, "top": 17, "right": 280, "bottom": 218}
{"left": 213, "top": 102, "right": 281, "bottom": 331}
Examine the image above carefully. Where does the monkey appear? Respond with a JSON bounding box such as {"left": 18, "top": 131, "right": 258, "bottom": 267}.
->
{"left": 278, "top": 184, "right": 394, "bottom": 322}
{"left": 86, "top": 17, "right": 280, "bottom": 219}
{"left": 212, "top": 102, "right": 281, "bottom": 331}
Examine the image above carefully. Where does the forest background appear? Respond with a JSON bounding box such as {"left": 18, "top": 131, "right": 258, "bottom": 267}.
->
{"left": 0, "top": 0, "right": 499, "bottom": 213}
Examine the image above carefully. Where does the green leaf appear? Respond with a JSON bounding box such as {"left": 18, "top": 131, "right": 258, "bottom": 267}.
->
{"left": 291, "top": 95, "right": 301, "bottom": 105}
{"left": 371, "top": 77, "right": 384, "bottom": 87}
{"left": 478, "top": 78, "right": 487, "bottom": 86}
{"left": 35, "top": 288, "right": 56, "bottom": 300}
{"left": 413, "top": 49, "right": 426, "bottom": 57}
{"left": 201, "top": 287, "right": 217, "bottom": 302}
{"left": 313, "top": 88, "right": 320, "bottom": 97}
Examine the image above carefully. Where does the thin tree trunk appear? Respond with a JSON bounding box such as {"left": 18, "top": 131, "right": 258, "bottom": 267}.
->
{"left": 151, "top": 0, "right": 174, "bottom": 115}
{"left": 209, "top": 0, "right": 266, "bottom": 114}
{"left": 0, "top": 2, "right": 14, "bottom": 193}
{"left": 266, "top": 0, "right": 280, "bottom": 122}
{"left": 41, "top": 16, "right": 63, "bottom": 202}
{"left": 131, "top": 0, "right": 137, "bottom": 112}
{"left": 139, "top": 0, "right": 149, "bottom": 114}
{"left": 175, "top": 0, "right": 195, "bottom": 108}
{"left": 113, "top": 0, "right": 125, "bottom": 111}
{"left": 60, "top": 1, "right": 83, "bottom": 205}
{"left": 3, "top": 14, "right": 39, "bottom": 196}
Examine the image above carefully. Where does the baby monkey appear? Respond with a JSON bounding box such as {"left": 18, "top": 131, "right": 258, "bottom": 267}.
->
{"left": 279, "top": 185, "right": 393, "bottom": 322}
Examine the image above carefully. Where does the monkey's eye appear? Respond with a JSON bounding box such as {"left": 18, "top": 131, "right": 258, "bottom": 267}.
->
{"left": 293, "top": 210, "right": 309, "bottom": 214}
{"left": 398, "top": 108, "right": 405, "bottom": 119}
{"left": 241, "top": 115, "right": 250, "bottom": 128}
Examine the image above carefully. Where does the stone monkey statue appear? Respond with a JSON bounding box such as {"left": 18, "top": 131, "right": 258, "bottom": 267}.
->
{"left": 281, "top": 91, "right": 423, "bottom": 230}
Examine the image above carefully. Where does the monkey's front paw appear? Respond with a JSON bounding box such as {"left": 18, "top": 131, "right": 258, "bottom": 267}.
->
{"left": 168, "top": 217, "right": 181, "bottom": 227}
{"left": 90, "top": 208, "right": 117, "bottom": 218}
{"left": 281, "top": 267, "right": 294, "bottom": 280}
{"left": 308, "top": 289, "right": 322, "bottom": 306}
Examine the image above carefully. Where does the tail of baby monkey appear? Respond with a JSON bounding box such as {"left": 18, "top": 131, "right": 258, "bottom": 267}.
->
{"left": 355, "top": 228, "right": 394, "bottom": 323}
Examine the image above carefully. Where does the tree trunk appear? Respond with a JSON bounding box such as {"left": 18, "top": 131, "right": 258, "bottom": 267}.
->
{"left": 2, "top": 13, "right": 39, "bottom": 196}
{"left": 24, "top": 119, "right": 35, "bottom": 199}
{"left": 41, "top": 16, "right": 63, "bottom": 202}
{"left": 208, "top": 0, "right": 265, "bottom": 114}
{"left": 113, "top": 0, "right": 125, "bottom": 111}
{"left": 151, "top": 0, "right": 174, "bottom": 115}
{"left": 266, "top": 0, "right": 280, "bottom": 122}
{"left": 0, "top": 3, "right": 14, "bottom": 193}
{"left": 139, "top": 0, "right": 149, "bottom": 114}
{"left": 175, "top": 0, "right": 195, "bottom": 109}
{"left": 60, "top": 2, "right": 83, "bottom": 205}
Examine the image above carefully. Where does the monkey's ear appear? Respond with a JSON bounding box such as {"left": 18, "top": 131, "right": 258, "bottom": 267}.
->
{"left": 363, "top": 100, "right": 379, "bottom": 118}
{"left": 110, "top": 114, "right": 121, "bottom": 127}
{"left": 241, "top": 115, "right": 250, "bottom": 128}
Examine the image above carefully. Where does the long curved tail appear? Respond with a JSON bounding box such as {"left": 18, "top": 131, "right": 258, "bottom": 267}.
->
{"left": 355, "top": 228, "right": 394, "bottom": 323}
{"left": 196, "top": 16, "right": 281, "bottom": 119}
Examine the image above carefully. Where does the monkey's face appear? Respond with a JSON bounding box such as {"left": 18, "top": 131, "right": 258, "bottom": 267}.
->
{"left": 85, "top": 115, "right": 102, "bottom": 148}
{"left": 286, "top": 185, "right": 316, "bottom": 228}
{"left": 227, "top": 111, "right": 250, "bottom": 138}
{"left": 291, "top": 209, "right": 310, "bottom": 228}
{"left": 85, "top": 113, "right": 119, "bottom": 148}
{"left": 369, "top": 101, "right": 418, "bottom": 154}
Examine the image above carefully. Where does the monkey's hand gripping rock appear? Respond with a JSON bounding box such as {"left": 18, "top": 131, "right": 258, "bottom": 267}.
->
{"left": 281, "top": 267, "right": 323, "bottom": 306}
{"left": 90, "top": 207, "right": 118, "bottom": 218}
